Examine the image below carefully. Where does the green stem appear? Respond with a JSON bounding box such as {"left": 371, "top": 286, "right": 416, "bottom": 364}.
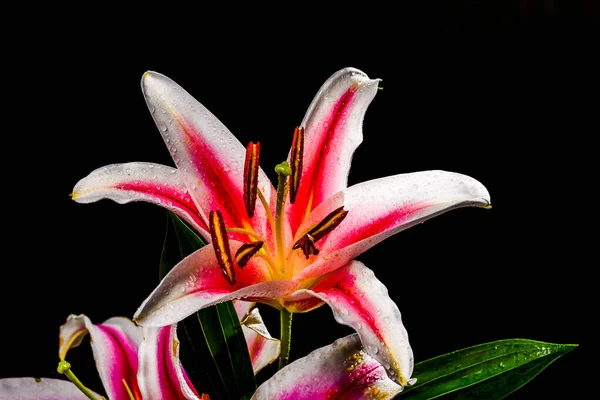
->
{"left": 57, "top": 360, "right": 102, "bottom": 400}
{"left": 278, "top": 308, "right": 293, "bottom": 370}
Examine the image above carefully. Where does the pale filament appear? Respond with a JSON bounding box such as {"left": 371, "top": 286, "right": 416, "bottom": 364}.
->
{"left": 257, "top": 189, "right": 276, "bottom": 233}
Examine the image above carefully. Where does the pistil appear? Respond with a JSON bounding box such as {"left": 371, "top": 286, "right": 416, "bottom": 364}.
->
{"left": 57, "top": 360, "right": 104, "bottom": 400}
{"left": 274, "top": 161, "right": 291, "bottom": 274}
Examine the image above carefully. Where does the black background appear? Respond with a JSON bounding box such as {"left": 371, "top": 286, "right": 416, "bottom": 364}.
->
{"left": 3, "top": 2, "right": 596, "bottom": 399}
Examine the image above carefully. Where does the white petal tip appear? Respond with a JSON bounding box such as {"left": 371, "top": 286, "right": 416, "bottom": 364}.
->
{"left": 142, "top": 70, "right": 160, "bottom": 83}
{"left": 141, "top": 71, "right": 170, "bottom": 94}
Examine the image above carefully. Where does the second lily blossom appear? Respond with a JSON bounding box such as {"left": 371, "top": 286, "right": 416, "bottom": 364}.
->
{"left": 72, "top": 67, "right": 490, "bottom": 386}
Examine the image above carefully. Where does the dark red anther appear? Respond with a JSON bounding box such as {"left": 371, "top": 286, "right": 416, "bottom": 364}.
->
{"left": 290, "top": 126, "right": 304, "bottom": 204}
{"left": 243, "top": 142, "right": 260, "bottom": 218}
{"left": 292, "top": 206, "right": 348, "bottom": 259}
{"left": 292, "top": 234, "right": 319, "bottom": 259}
{"left": 234, "top": 241, "right": 264, "bottom": 267}
{"left": 209, "top": 210, "right": 236, "bottom": 285}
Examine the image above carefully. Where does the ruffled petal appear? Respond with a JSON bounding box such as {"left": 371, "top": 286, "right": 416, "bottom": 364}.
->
{"left": 58, "top": 314, "right": 142, "bottom": 400}
{"left": 241, "top": 308, "right": 281, "bottom": 374}
{"left": 134, "top": 242, "right": 298, "bottom": 327}
{"left": 141, "top": 72, "right": 275, "bottom": 243}
{"left": 295, "top": 170, "right": 490, "bottom": 279}
{"left": 233, "top": 301, "right": 280, "bottom": 374}
{"left": 251, "top": 334, "right": 402, "bottom": 399}
{"left": 233, "top": 300, "right": 256, "bottom": 320}
{"left": 285, "top": 261, "right": 413, "bottom": 385}
{"left": 138, "top": 325, "right": 201, "bottom": 400}
{"left": 0, "top": 378, "right": 102, "bottom": 399}
{"left": 286, "top": 67, "right": 380, "bottom": 234}
{"left": 72, "top": 162, "right": 209, "bottom": 239}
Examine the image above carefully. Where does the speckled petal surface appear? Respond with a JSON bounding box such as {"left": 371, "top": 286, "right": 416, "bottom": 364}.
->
{"left": 0, "top": 378, "right": 102, "bottom": 400}
{"left": 295, "top": 170, "right": 490, "bottom": 279}
{"left": 72, "top": 162, "right": 209, "bottom": 239}
{"left": 285, "top": 261, "right": 413, "bottom": 385}
{"left": 251, "top": 334, "right": 402, "bottom": 399}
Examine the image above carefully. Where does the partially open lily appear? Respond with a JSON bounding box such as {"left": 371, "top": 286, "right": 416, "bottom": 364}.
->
{"left": 72, "top": 67, "right": 490, "bottom": 386}
{"left": 1, "top": 333, "right": 402, "bottom": 400}
{"left": 0, "top": 306, "right": 276, "bottom": 400}
{"left": 251, "top": 334, "right": 404, "bottom": 400}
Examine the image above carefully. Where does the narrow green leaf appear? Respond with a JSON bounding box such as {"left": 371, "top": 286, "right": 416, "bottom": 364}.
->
{"left": 398, "top": 339, "right": 576, "bottom": 399}
{"left": 159, "top": 211, "right": 257, "bottom": 399}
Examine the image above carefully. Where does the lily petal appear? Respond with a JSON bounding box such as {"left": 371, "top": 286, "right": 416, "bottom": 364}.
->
{"left": 241, "top": 308, "right": 281, "bottom": 374}
{"left": 233, "top": 301, "right": 281, "bottom": 374}
{"left": 285, "top": 261, "right": 413, "bottom": 386}
{"left": 72, "top": 162, "right": 209, "bottom": 239}
{"left": 141, "top": 72, "right": 275, "bottom": 243}
{"left": 0, "top": 378, "right": 102, "bottom": 399}
{"left": 287, "top": 68, "right": 381, "bottom": 234}
{"left": 134, "top": 242, "right": 298, "bottom": 327}
{"left": 233, "top": 300, "right": 256, "bottom": 320}
{"left": 295, "top": 170, "right": 491, "bottom": 279}
{"left": 138, "top": 325, "right": 201, "bottom": 400}
{"left": 58, "top": 314, "right": 142, "bottom": 400}
{"left": 251, "top": 334, "right": 402, "bottom": 399}
{"left": 59, "top": 314, "right": 142, "bottom": 400}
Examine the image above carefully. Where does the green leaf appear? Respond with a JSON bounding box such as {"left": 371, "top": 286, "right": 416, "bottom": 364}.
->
{"left": 397, "top": 339, "right": 576, "bottom": 399}
{"left": 160, "top": 211, "right": 257, "bottom": 400}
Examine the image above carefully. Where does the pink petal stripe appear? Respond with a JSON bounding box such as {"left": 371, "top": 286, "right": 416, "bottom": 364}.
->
{"left": 58, "top": 315, "right": 142, "bottom": 400}
{"left": 96, "top": 324, "right": 143, "bottom": 399}
{"left": 285, "top": 261, "right": 413, "bottom": 385}
{"left": 251, "top": 334, "right": 402, "bottom": 400}
{"left": 287, "top": 68, "right": 380, "bottom": 234}
{"left": 0, "top": 378, "right": 102, "bottom": 400}
{"left": 141, "top": 72, "right": 275, "bottom": 244}
{"left": 138, "top": 326, "right": 200, "bottom": 400}
{"left": 73, "top": 162, "right": 209, "bottom": 239}
{"left": 295, "top": 170, "right": 491, "bottom": 280}
{"left": 134, "top": 242, "right": 298, "bottom": 327}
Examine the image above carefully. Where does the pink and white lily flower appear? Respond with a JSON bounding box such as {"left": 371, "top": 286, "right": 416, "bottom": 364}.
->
{"left": 252, "top": 334, "right": 404, "bottom": 400}
{"left": 0, "top": 307, "right": 276, "bottom": 400}
{"left": 0, "top": 332, "right": 403, "bottom": 400}
{"left": 72, "top": 67, "right": 490, "bottom": 386}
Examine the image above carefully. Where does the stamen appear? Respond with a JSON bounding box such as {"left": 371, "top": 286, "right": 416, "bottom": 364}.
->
{"left": 243, "top": 142, "right": 260, "bottom": 218}
{"left": 122, "top": 379, "right": 135, "bottom": 400}
{"left": 209, "top": 210, "right": 236, "bottom": 285}
{"left": 235, "top": 241, "right": 264, "bottom": 267}
{"left": 293, "top": 206, "right": 348, "bottom": 258}
{"left": 290, "top": 126, "right": 304, "bottom": 204}
{"left": 226, "top": 227, "right": 265, "bottom": 243}
{"left": 293, "top": 234, "right": 319, "bottom": 260}
{"left": 257, "top": 189, "right": 276, "bottom": 232}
